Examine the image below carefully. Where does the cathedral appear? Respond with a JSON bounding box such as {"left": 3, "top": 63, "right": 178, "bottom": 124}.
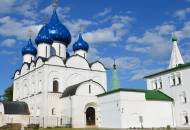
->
{"left": 0, "top": 3, "right": 190, "bottom": 129}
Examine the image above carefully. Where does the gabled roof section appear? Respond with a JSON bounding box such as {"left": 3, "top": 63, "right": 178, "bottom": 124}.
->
{"left": 97, "top": 88, "right": 173, "bottom": 101}
{"left": 145, "top": 90, "right": 173, "bottom": 101}
{"left": 144, "top": 62, "right": 190, "bottom": 78}
{"left": 61, "top": 79, "right": 105, "bottom": 98}
{"left": 97, "top": 88, "right": 146, "bottom": 97}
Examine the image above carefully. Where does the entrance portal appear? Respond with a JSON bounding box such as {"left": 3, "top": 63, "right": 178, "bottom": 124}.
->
{"left": 86, "top": 107, "right": 95, "bottom": 126}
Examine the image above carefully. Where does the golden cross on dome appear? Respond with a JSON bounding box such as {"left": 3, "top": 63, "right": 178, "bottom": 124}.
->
{"left": 52, "top": 0, "right": 58, "bottom": 9}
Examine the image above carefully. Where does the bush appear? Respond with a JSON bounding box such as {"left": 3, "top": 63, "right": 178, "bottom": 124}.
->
{"left": 27, "top": 124, "right": 39, "bottom": 129}
{"left": 166, "top": 125, "right": 171, "bottom": 129}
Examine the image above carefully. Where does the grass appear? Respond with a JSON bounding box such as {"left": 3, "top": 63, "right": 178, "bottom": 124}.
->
{"left": 40, "top": 128, "right": 98, "bottom": 129}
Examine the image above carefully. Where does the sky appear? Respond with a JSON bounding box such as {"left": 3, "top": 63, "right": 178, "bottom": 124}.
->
{"left": 0, "top": 0, "right": 190, "bottom": 94}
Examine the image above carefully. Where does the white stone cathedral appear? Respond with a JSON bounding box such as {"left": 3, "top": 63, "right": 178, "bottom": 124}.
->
{"left": 0, "top": 4, "right": 190, "bottom": 129}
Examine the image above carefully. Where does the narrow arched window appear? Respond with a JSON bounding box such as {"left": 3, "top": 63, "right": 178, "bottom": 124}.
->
{"left": 53, "top": 80, "right": 59, "bottom": 93}
{"left": 52, "top": 108, "right": 56, "bottom": 115}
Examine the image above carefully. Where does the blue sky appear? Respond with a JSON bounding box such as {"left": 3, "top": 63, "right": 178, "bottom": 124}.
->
{"left": 0, "top": 0, "right": 190, "bottom": 94}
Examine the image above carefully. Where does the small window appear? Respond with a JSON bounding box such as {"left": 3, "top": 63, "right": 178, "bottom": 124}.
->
{"left": 155, "top": 82, "right": 158, "bottom": 89}
{"left": 181, "top": 111, "right": 189, "bottom": 125}
{"left": 53, "top": 80, "right": 59, "bottom": 93}
{"left": 180, "top": 92, "right": 187, "bottom": 104}
{"left": 52, "top": 108, "right": 56, "bottom": 115}
{"left": 172, "top": 78, "right": 176, "bottom": 86}
{"left": 45, "top": 46, "right": 48, "bottom": 57}
{"left": 59, "top": 44, "right": 61, "bottom": 56}
{"left": 159, "top": 81, "right": 162, "bottom": 89}
{"left": 89, "top": 85, "right": 91, "bottom": 94}
{"left": 185, "top": 115, "right": 189, "bottom": 124}
{"left": 178, "top": 77, "right": 182, "bottom": 85}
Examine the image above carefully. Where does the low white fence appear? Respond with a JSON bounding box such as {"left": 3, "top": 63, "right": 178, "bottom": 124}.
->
{"left": 0, "top": 115, "right": 71, "bottom": 128}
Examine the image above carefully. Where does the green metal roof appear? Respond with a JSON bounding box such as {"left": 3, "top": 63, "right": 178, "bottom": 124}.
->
{"left": 144, "top": 62, "right": 190, "bottom": 78}
{"left": 145, "top": 90, "right": 173, "bottom": 101}
{"left": 110, "top": 62, "right": 121, "bottom": 91}
{"left": 97, "top": 88, "right": 173, "bottom": 101}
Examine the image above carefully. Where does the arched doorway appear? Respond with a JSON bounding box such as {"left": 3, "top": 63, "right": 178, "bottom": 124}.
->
{"left": 86, "top": 107, "right": 95, "bottom": 126}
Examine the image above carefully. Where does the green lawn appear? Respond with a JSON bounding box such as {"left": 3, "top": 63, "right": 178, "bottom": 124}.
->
{"left": 40, "top": 129, "right": 106, "bottom": 130}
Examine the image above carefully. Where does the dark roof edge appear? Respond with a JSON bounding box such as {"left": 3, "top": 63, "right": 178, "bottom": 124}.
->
{"left": 144, "top": 62, "right": 190, "bottom": 78}
{"left": 97, "top": 88, "right": 146, "bottom": 97}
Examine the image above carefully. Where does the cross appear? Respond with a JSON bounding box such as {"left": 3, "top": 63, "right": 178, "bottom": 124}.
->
{"left": 113, "top": 59, "right": 116, "bottom": 69}
{"left": 41, "top": 15, "right": 49, "bottom": 24}
{"left": 79, "top": 25, "right": 84, "bottom": 34}
{"left": 52, "top": 0, "right": 58, "bottom": 9}
{"left": 28, "top": 29, "right": 33, "bottom": 39}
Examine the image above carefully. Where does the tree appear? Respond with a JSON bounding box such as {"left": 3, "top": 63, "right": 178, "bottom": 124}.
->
{"left": 3, "top": 84, "right": 13, "bottom": 101}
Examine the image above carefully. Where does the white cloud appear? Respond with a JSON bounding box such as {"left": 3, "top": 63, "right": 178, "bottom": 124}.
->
{"left": 99, "top": 56, "right": 140, "bottom": 70}
{"left": 175, "top": 21, "right": 190, "bottom": 40}
{"left": 130, "top": 68, "right": 163, "bottom": 80}
{"left": 84, "top": 23, "right": 127, "bottom": 44}
{"left": 95, "top": 8, "right": 111, "bottom": 17}
{"left": 0, "top": 0, "right": 16, "bottom": 14}
{"left": 126, "top": 23, "right": 174, "bottom": 59}
{"left": 0, "top": 16, "right": 42, "bottom": 40}
{"left": 174, "top": 7, "right": 190, "bottom": 20}
{"left": 1, "top": 39, "right": 16, "bottom": 47}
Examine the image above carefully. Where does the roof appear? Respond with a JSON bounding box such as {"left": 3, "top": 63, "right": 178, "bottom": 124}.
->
{"left": 61, "top": 79, "right": 105, "bottom": 98}
{"left": 97, "top": 88, "right": 173, "bottom": 101}
{"left": 144, "top": 62, "right": 190, "bottom": 78}
{"left": 1, "top": 101, "right": 30, "bottom": 115}
{"left": 145, "top": 90, "right": 173, "bottom": 101}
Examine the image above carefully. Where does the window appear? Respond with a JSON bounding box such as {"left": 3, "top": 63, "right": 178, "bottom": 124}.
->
{"left": 89, "top": 85, "right": 91, "bottom": 94}
{"left": 155, "top": 82, "right": 158, "bottom": 89}
{"left": 52, "top": 108, "right": 56, "bottom": 115}
{"left": 45, "top": 46, "right": 47, "bottom": 57}
{"left": 172, "top": 78, "right": 176, "bottom": 86}
{"left": 53, "top": 80, "right": 59, "bottom": 93}
{"left": 181, "top": 111, "right": 189, "bottom": 125}
{"left": 159, "top": 81, "right": 162, "bottom": 89}
{"left": 36, "top": 107, "right": 40, "bottom": 117}
{"left": 59, "top": 44, "right": 61, "bottom": 56}
{"left": 180, "top": 92, "right": 187, "bottom": 104}
{"left": 185, "top": 115, "right": 189, "bottom": 124}
{"left": 178, "top": 76, "right": 182, "bottom": 85}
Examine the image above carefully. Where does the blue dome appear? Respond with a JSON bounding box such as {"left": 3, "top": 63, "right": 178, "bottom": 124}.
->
{"left": 22, "top": 39, "right": 37, "bottom": 56}
{"left": 73, "top": 33, "right": 89, "bottom": 52}
{"left": 35, "top": 24, "right": 53, "bottom": 45}
{"left": 48, "top": 9, "right": 71, "bottom": 46}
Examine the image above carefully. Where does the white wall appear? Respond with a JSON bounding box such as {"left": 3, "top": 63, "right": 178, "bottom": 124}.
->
{"left": 0, "top": 115, "right": 30, "bottom": 127}
{"left": 146, "top": 68, "right": 190, "bottom": 128}
{"left": 23, "top": 54, "right": 35, "bottom": 63}
{"left": 98, "top": 91, "right": 174, "bottom": 128}
{"left": 13, "top": 55, "right": 107, "bottom": 128}
{"left": 37, "top": 43, "right": 51, "bottom": 58}
{"left": 52, "top": 42, "right": 66, "bottom": 59}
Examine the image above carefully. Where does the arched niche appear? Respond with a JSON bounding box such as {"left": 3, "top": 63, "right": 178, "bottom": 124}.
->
{"left": 48, "top": 71, "right": 62, "bottom": 92}
{"left": 76, "top": 80, "right": 105, "bottom": 96}
{"left": 36, "top": 58, "right": 44, "bottom": 68}
{"left": 66, "top": 55, "right": 90, "bottom": 70}
{"left": 20, "top": 63, "right": 29, "bottom": 75}
{"left": 91, "top": 61, "right": 105, "bottom": 71}
{"left": 30, "top": 62, "right": 35, "bottom": 71}
{"left": 46, "top": 56, "right": 65, "bottom": 66}
{"left": 66, "top": 73, "right": 85, "bottom": 87}
{"left": 14, "top": 70, "right": 20, "bottom": 79}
